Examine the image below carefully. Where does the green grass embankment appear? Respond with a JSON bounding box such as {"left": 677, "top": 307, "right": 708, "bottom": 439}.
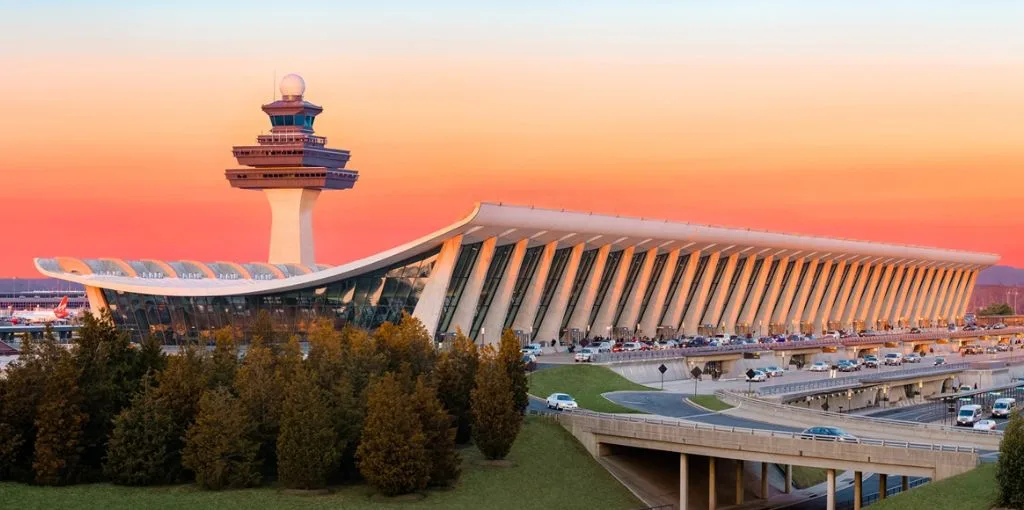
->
{"left": 529, "top": 364, "right": 655, "bottom": 413}
{"left": 687, "top": 395, "right": 733, "bottom": 412}
{"left": 869, "top": 463, "right": 997, "bottom": 510}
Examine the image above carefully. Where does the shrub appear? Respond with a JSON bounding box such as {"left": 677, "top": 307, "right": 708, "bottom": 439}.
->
{"left": 998, "top": 413, "right": 1024, "bottom": 508}
{"left": 277, "top": 367, "right": 340, "bottom": 490}
{"left": 182, "top": 388, "right": 261, "bottom": 490}
{"left": 104, "top": 378, "right": 179, "bottom": 485}
{"left": 412, "top": 376, "right": 460, "bottom": 487}
{"left": 472, "top": 346, "right": 522, "bottom": 460}
{"left": 357, "top": 373, "right": 430, "bottom": 496}
{"left": 434, "top": 329, "right": 478, "bottom": 443}
{"left": 498, "top": 329, "right": 529, "bottom": 414}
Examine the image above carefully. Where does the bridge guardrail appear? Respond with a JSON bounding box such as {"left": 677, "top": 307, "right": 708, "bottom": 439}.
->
{"left": 757, "top": 363, "right": 971, "bottom": 396}
{"left": 554, "top": 407, "right": 978, "bottom": 453}
{"left": 718, "top": 390, "right": 1001, "bottom": 438}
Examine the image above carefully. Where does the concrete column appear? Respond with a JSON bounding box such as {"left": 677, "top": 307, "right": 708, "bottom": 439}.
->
{"left": 412, "top": 235, "right": 464, "bottom": 337}
{"left": 755, "top": 256, "right": 791, "bottom": 335}
{"left": 480, "top": 239, "right": 528, "bottom": 341}
{"left": 802, "top": 260, "right": 833, "bottom": 326}
{"left": 954, "top": 270, "right": 979, "bottom": 320}
{"left": 679, "top": 453, "right": 689, "bottom": 510}
{"left": 701, "top": 253, "right": 739, "bottom": 328}
{"left": 902, "top": 475, "right": 909, "bottom": 492}
{"left": 448, "top": 237, "right": 498, "bottom": 334}
{"left": 830, "top": 260, "right": 861, "bottom": 328}
{"left": 879, "top": 474, "right": 888, "bottom": 500}
{"left": 761, "top": 461, "right": 769, "bottom": 499}
{"left": 591, "top": 246, "right": 636, "bottom": 337}
{"left": 889, "top": 265, "right": 920, "bottom": 327}
{"left": 738, "top": 254, "right": 774, "bottom": 331}
{"left": 870, "top": 264, "right": 900, "bottom": 327}
{"left": 721, "top": 253, "right": 757, "bottom": 333}
{"left": 853, "top": 471, "right": 862, "bottom": 510}
{"left": 785, "top": 464, "right": 793, "bottom": 494}
{"left": 735, "top": 460, "right": 744, "bottom": 505}
{"left": 661, "top": 250, "right": 702, "bottom": 331}
{"left": 904, "top": 267, "right": 934, "bottom": 327}
{"left": 813, "top": 259, "right": 847, "bottom": 334}
{"left": 840, "top": 262, "right": 874, "bottom": 329}
{"left": 788, "top": 258, "right": 823, "bottom": 332}
{"left": 566, "top": 244, "right": 612, "bottom": 333}
{"left": 263, "top": 188, "right": 320, "bottom": 266}
{"left": 826, "top": 469, "right": 836, "bottom": 510}
{"left": 511, "top": 241, "right": 558, "bottom": 333}
{"left": 535, "top": 243, "right": 585, "bottom": 342}
{"left": 682, "top": 251, "right": 722, "bottom": 335}
{"left": 945, "top": 269, "right": 970, "bottom": 323}
{"left": 856, "top": 263, "right": 889, "bottom": 326}
{"left": 772, "top": 257, "right": 807, "bottom": 330}
{"left": 708, "top": 456, "right": 717, "bottom": 510}
{"left": 937, "top": 269, "right": 965, "bottom": 324}
{"left": 637, "top": 248, "right": 681, "bottom": 337}
{"left": 918, "top": 268, "right": 947, "bottom": 326}
{"left": 927, "top": 268, "right": 955, "bottom": 324}
{"left": 617, "top": 247, "right": 659, "bottom": 331}
{"left": 893, "top": 266, "right": 926, "bottom": 328}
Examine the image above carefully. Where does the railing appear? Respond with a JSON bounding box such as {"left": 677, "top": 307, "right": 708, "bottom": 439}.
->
{"left": 719, "top": 390, "right": 1002, "bottom": 437}
{"left": 757, "top": 374, "right": 865, "bottom": 395}
{"left": 757, "top": 363, "right": 971, "bottom": 396}
{"left": 557, "top": 407, "right": 978, "bottom": 453}
{"left": 837, "top": 477, "right": 929, "bottom": 510}
{"left": 587, "top": 327, "right": 1024, "bottom": 364}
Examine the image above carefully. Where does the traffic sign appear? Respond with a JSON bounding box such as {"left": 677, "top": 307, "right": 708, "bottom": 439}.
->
{"left": 745, "top": 369, "right": 756, "bottom": 380}
{"left": 691, "top": 367, "right": 703, "bottom": 379}
{"left": 659, "top": 364, "right": 668, "bottom": 374}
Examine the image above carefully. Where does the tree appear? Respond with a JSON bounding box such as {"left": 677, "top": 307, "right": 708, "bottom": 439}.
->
{"left": 32, "top": 341, "right": 87, "bottom": 485}
{"left": 433, "top": 329, "right": 478, "bottom": 443}
{"left": 357, "top": 373, "right": 430, "bottom": 496}
{"left": 0, "top": 335, "right": 46, "bottom": 482}
{"left": 374, "top": 314, "right": 436, "bottom": 377}
{"left": 206, "top": 327, "right": 239, "bottom": 389}
{"left": 980, "top": 302, "right": 1015, "bottom": 316}
{"left": 248, "top": 309, "right": 279, "bottom": 346}
{"left": 472, "top": 346, "right": 522, "bottom": 460}
{"left": 233, "top": 338, "right": 284, "bottom": 475}
{"left": 182, "top": 388, "right": 262, "bottom": 490}
{"left": 150, "top": 345, "right": 209, "bottom": 482}
{"left": 411, "top": 376, "right": 460, "bottom": 487}
{"left": 104, "top": 377, "right": 179, "bottom": 485}
{"left": 498, "top": 328, "right": 529, "bottom": 414}
{"left": 998, "top": 413, "right": 1024, "bottom": 508}
{"left": 277, "top": 366, "right": 340, "bottom": 490}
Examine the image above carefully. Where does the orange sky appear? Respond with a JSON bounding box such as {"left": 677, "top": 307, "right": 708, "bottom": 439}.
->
{"left": 2, "top": 3, "right": 1023, "bottom": 276}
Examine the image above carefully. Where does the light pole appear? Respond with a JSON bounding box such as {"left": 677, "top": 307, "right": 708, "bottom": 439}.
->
{"left": 480, "top": 326, "right": 486, "bottom": 347}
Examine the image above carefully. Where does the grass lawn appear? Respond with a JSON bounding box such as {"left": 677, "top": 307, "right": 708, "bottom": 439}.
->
{"left": 687, "top": 395, "right": 733, "bottom": 412}
{"left": 870, "top": 463, "right": 997, "bottom": 510}
{"left": 790, "top": 466, "right": 844, "bottom": 490}
{"left": 0, "top": 418, "right": 642, "bottom": 510}
{"left": 529, "top": 364, "right": 655, "bottom": 413}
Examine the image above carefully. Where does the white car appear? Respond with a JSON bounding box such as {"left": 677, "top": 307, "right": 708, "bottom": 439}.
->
{"left": 762, "top": 366, "right": 785, "bottom": 377}
{"left": 883, "top": 353, "right": 903, "bottom": 366}
{"left": 973, "top": 419, "right": 997, "bottom": 431}
{"left": 621, "top": 342, "right": 642, "bottom": 352}
{"left": 904, "top": 353, "right": 922, "bottom": 363}
{"left": 809, "top": 361, "right": 830, "bottom": 372}
{"left": 746, "top": 369, "right": 768, "bottom": 382}
{"left": 589, "top": 342, "right": 613, "bottom": 353}
{"left": 546, "top": 393, "right": 578, "bottom": 411}
{"left": 522, "top": 344, "right": 544, "bottom": 357}
{"left": 574, "top": 348, "right": 595, "bottom": 362}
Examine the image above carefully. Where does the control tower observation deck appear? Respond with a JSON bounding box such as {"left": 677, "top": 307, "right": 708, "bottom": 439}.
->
{"left": 225, "top": 74, "right": 358, "bottom": 267}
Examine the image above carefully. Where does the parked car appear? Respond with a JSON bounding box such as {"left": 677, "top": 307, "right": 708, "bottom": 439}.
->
{"left": 762, "top": 366, "right": 785, "bottom": 377}
{"left": 621, "top": 342, "right": 642, "bottom": 352}
{"left": 522, "top": 354, "right": 538, "bottom": 371}
{"left": 589, "top": 342, "right": 613, "bottom": 353}
{"left": 808, "top": 361, "right": 830, "bottom": 372}
{"left": 974, "top": 419, "right": 997, "bottom": 431}
{"left": 546, "top": 393, "right": 579, "bottom": 411}
{"left": 522, "top": 343, "right": 544, "bottom": 357}
{"left": 909, "top": 327, "right": 922, "bottom": 334}
{"left": 746, "top": 369, "right": 768, "bottom": 382}
{"left": 992, "top": 398, "right": 1017, "bottom": 418}
{"left": 933, "top": 357, "right": 946, "bottom": 366}
{"left": 992, "top": 323, "right": 1007, "bottom": 330}
{"left": 863, "top": 355, "right": 880, "bottom": 368}
{"left": 985, "top": 346, "right": 998, "bottom": 354}
{"left": 574, "top": 348, "right": 595, "bottom": 362}
{"left": 904, "top": 353, "right": 922, "bottom": 363}
{"left": 961, "top": 345, "right": 984, "bottom": 355}
{"left": 996, "top": 343, "right": 1010, "bottom": 352}
{"left": 883, "top": 353, "right": 903, "bottom": 366}
{"left": 957, "top": 404, "right": 984, "bottom": 426}
{"left": 799, "top": 426, "right": 858, "bottom": 442}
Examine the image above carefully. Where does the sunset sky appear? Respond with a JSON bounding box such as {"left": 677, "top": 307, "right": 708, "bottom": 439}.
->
{"left": 2, "top": 1, "right": 1023, "bottom": 276}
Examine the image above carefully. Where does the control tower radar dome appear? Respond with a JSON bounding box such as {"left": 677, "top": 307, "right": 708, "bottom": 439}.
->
{"left": 279, "top": 73, "right": 306, "bottom": 99}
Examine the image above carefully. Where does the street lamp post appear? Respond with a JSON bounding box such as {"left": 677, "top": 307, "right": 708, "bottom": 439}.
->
{"left": 480, "top": 327, "right": 486, "bottom": 346}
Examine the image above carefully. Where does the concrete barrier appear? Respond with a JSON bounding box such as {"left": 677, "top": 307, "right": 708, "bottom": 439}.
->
{"left": 607, "top": 358, "right": 692, "bottom": 384}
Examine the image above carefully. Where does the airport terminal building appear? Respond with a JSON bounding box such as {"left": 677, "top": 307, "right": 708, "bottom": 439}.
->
{"left": 35, "top": 76, "right": 997, "bottom": 343}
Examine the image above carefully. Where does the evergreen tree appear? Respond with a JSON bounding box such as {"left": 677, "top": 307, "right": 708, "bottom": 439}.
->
{"left": 306, "top": 319, "right": 345, "bottom": 388}
{"left": 357, "top": 373, "right": 430, "bottom": 496}
{"left": 434, "top": 329, "right": 478, "bottom": 443}
{"left": 32, "top": 341, "right": 87, "bottom": 485}
{"left": 207, "top": 327, "right": 239, "bottom": 389}
{"left": 277, "top": 366, "right": 340, "bottom": 490}
{"left": 233, "top": 338, "right": 283, "bottom": 475}
{"left": 182, "top": 388, "right": 261, "bottom": 490}
{"left": 374, "top": 314, "right": 436, "bottom": 377}
{"left": 248, "top": 309, "right": 279, "bottom": 346}
{"left": 103, "top": 377, "right": 179, "bottom": 485}
{"left": 411, "top": 376, "right": 460, "bottom": 487}
{"left": 472, "top": 346, "right": 522, "bottom": 460}
{"left": 151, "top": 345, "right": 209, "bottom": 482}
{"left": 0, "top": 335, "right": 46, "bottom": 481}
{"left": 135, "top": 335, "right": 167, "bottom": 378}
{"left": 998, "top": 413, "right": 1024, "bottom": 508}
{"left": 498, "top": 328, "right": 529, "bottom": 414}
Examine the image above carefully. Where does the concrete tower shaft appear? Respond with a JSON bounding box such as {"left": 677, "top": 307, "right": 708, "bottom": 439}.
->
{"left": 225, "top": 74, "right": 358, "bottom": 266}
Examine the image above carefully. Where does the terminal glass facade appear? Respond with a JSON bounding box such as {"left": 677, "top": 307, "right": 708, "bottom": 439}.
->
{"left": 102, "top": 247, "right": 441, "bottom": 341}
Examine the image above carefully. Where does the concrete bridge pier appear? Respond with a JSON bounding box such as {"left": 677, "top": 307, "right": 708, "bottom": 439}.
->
{"left": 708, "top": 456, "right": 717, "bottom": 510}
{"left": 735, "top": 460, "right": 744, "bottom": 505}
{"left": 761, "top": 462, "right": 769, "bottom": 499}
{"left": 826, "top": 469, "right": 836, "bottom": 510}
{"left": 853, "top": 471, "right": 862, "bottom": 510}
{"left": 680, "top": 453, "right": 688, "bottom": 510}
{"left": 785, "top": 464, "right": 793, "bottom": 494}
{"left": 878, "top": 474, "right": 888, "bottom": 501}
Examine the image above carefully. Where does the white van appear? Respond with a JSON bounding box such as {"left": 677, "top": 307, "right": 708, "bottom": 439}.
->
{"left": 957, "top": 404, "right": 984, "bottom": 426}
{"left": 993, "top": 398, "right": 1017, "bottom": 418}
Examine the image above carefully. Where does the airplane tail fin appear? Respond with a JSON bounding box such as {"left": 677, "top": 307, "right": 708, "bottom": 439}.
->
{"left": 56, "top": 296, "right": 69, "bottom": 311}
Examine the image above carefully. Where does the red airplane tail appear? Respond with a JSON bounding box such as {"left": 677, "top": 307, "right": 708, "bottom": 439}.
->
{"left": 56, "top": 296, "right": 69, "bottom": 311}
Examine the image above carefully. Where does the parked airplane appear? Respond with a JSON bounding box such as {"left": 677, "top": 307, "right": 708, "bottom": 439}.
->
{"left": 8, "top": 296, "right": 76, "bottom": 324}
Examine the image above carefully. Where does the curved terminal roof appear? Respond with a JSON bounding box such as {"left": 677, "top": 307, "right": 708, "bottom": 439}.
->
{"left": 36, "top": 202, "right": 1000, "bottom": 297}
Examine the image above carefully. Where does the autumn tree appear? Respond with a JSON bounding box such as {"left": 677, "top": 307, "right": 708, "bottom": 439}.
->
{"left": 182, "top": 388, "right": 261, "bottom": 490}
{"left": 498, "top": 328, "right": 529, "bottom": 414}
{"left": 277, "top": 366, "right": 340, "bottom": 490}
{"left": 433, "top": 329, "right": 478, "bottom": 443}
{"left": 411, "top": 376, "right": 460, "bottom": 487}
{"left": 357, "top": 373, "right": 430, "bottom": 496}
{"left": 472, "top": 346, "right": 522, "bottom": 460}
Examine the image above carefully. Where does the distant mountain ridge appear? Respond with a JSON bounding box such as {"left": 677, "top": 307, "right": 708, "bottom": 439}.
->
{"left": 978, "top": 265, "right": 1024, "bottom": 286}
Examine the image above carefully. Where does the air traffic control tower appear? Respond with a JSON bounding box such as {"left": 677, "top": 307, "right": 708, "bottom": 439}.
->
{"left": 225, "top": 74, "right": 358, "bottom": 266}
